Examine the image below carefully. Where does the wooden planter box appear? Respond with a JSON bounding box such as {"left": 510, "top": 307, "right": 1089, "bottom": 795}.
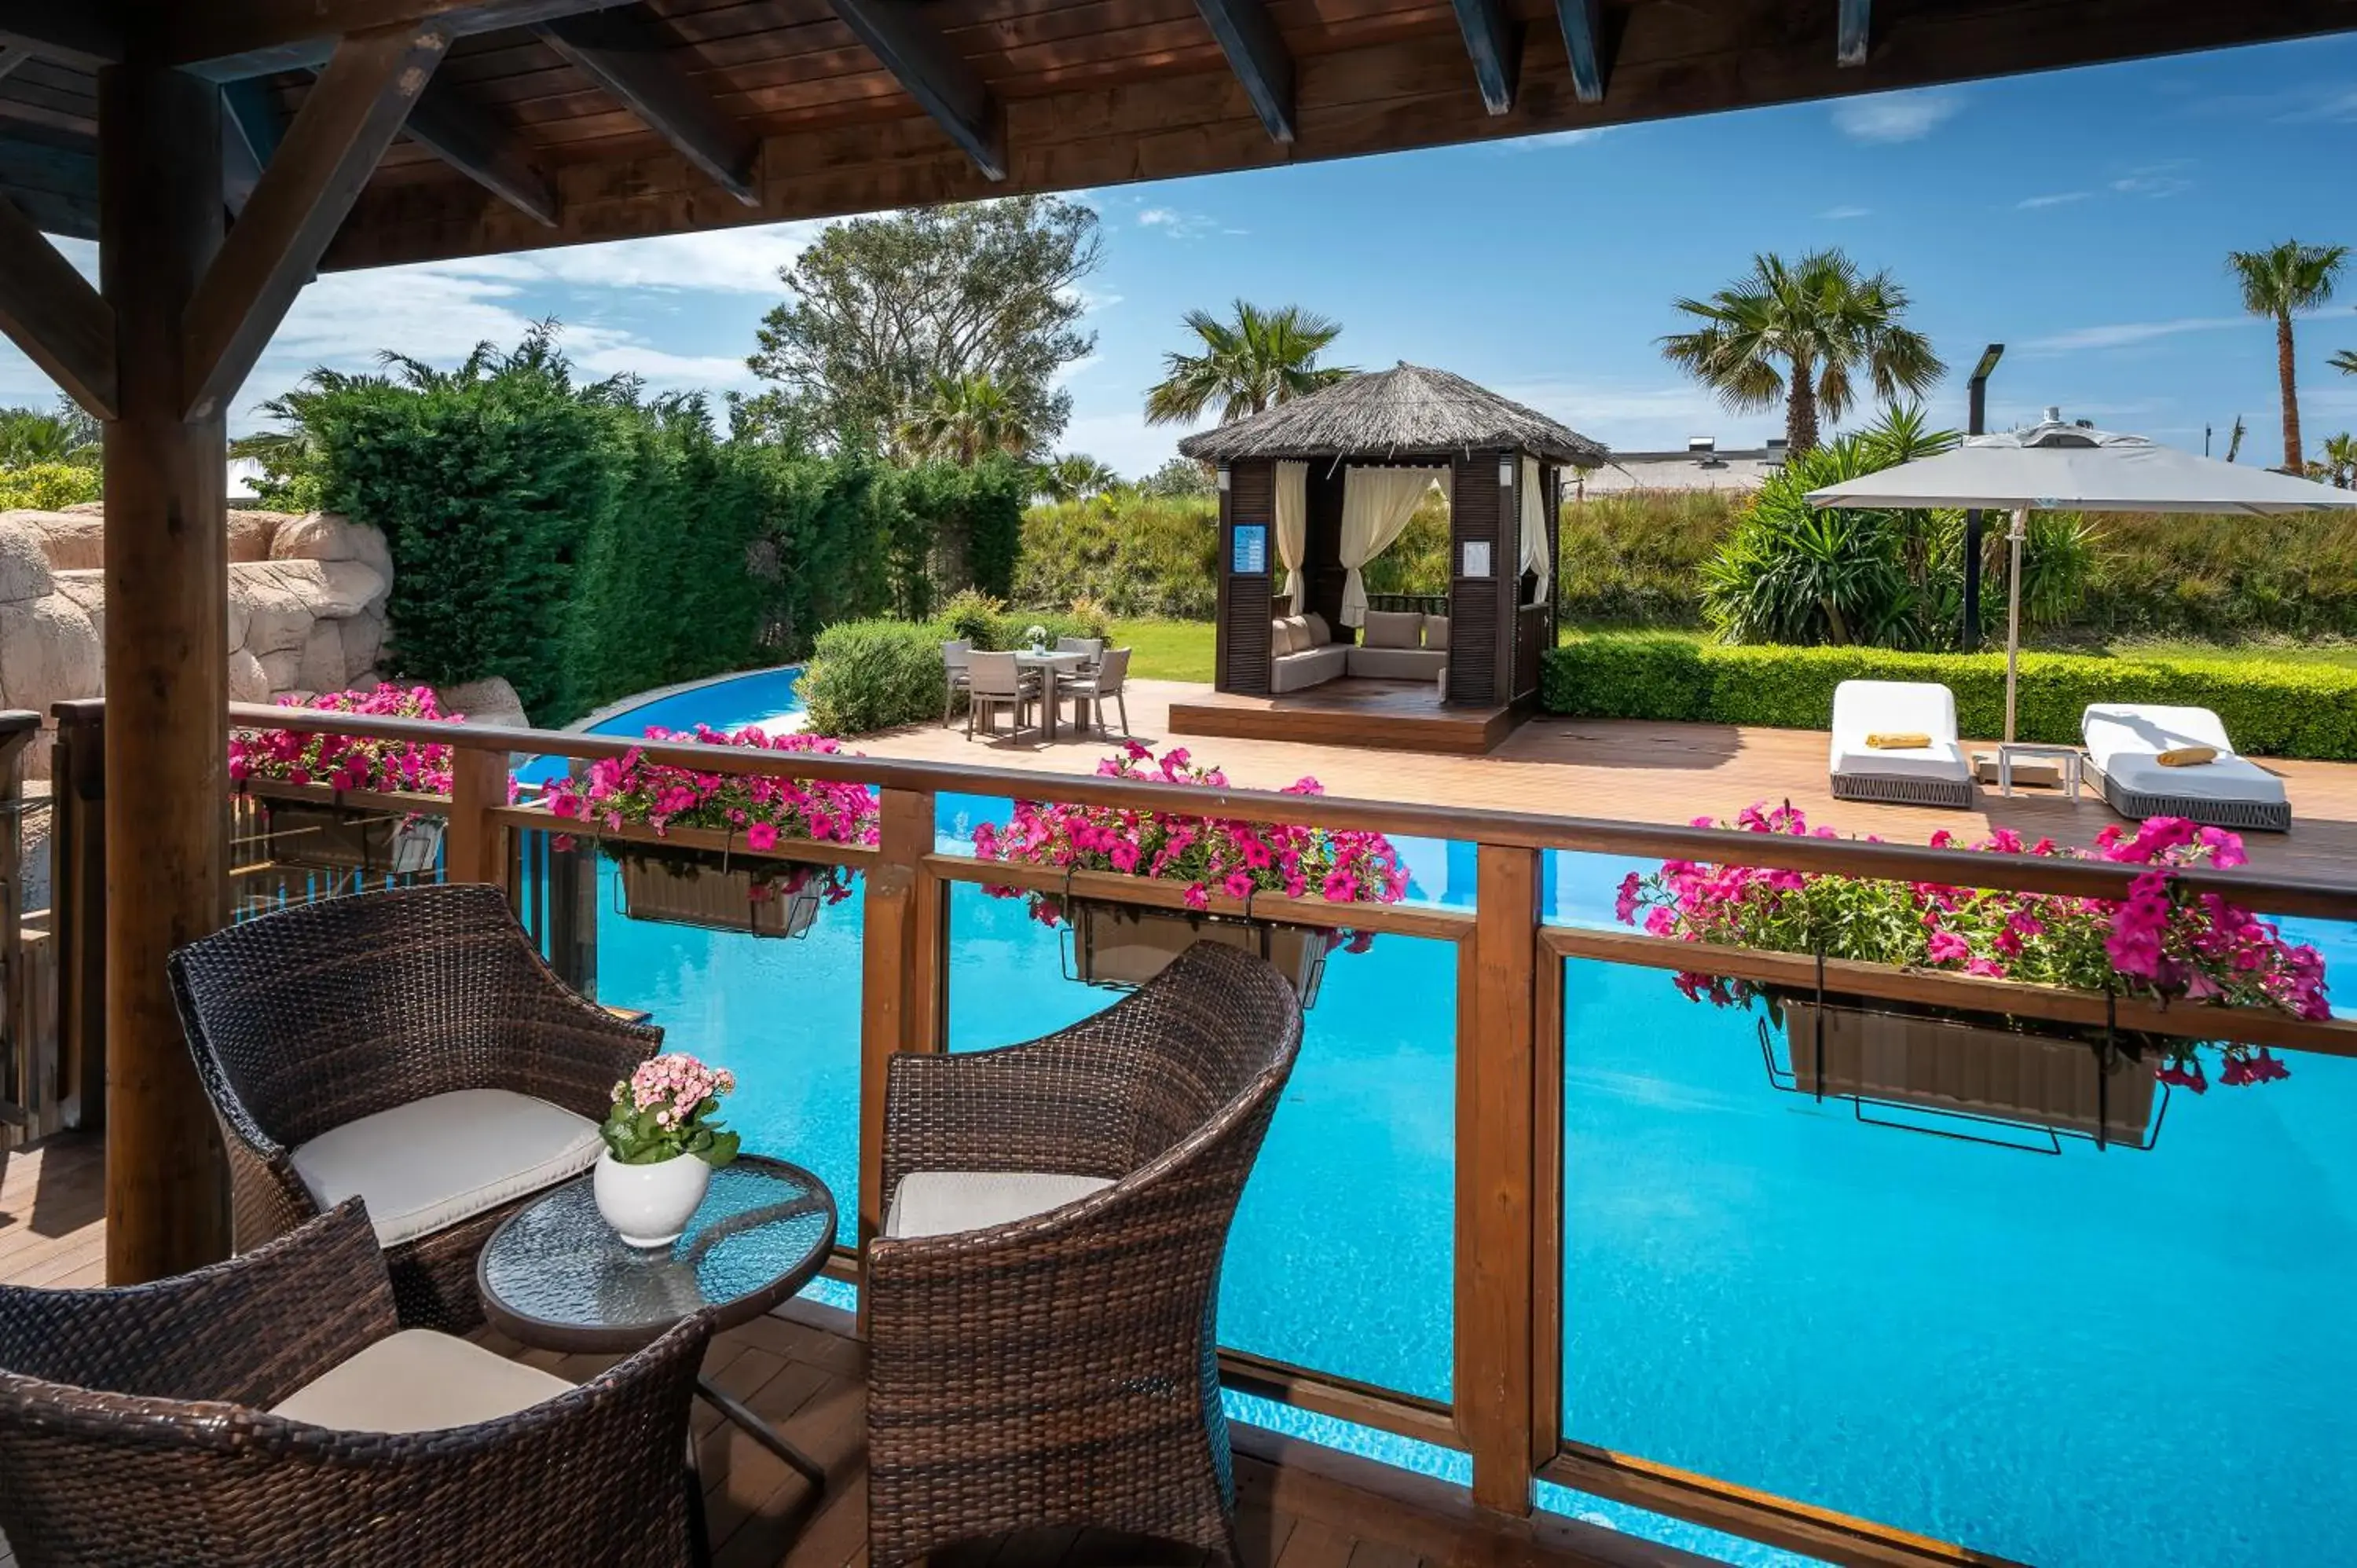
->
{"left": 617, "top": 855, "right": 820, "bottom": 940}
{"left": 1070, "top": 903, "right": 1327, "bottom": 1004}
{"left": 1780, "top": 994, "right": 2157, "bottom": 1143}
{"left": 247, "top": 786, "right": 446, "bottom": 878}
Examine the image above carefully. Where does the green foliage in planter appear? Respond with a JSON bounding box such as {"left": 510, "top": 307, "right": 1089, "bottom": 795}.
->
{"left": 1541, "top": 635, "right": 2357, "bottom": 760}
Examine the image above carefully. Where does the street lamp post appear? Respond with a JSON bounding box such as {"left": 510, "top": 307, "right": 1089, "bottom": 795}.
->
{"left": 1960, "top": 343, "right": 2005, "bottom": 651}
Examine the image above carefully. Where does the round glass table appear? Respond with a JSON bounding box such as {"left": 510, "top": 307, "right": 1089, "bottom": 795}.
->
{"left": 477, "top": 1156, "right": 838, "bottom": 1526}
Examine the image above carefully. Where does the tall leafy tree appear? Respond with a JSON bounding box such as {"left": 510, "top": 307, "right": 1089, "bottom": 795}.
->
{"left": 898, "top": 372, "right": 1035, "bottom": 464}
{"left": 748, "top": 196, "right": 1099, "bottom": 454}
{"left": 2226, "top": 240, "right": 2349, "bottom": 472}
{"left": 1143, "top": 301, "right": 1352, "bottom": 427}
{"left": 1659, "top": 249, "right": 1944, "bottom": 456}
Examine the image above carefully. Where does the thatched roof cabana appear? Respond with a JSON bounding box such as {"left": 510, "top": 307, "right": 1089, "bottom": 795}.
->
{"left": 1179, "top": 364, "right": 1608, "bottom": 468}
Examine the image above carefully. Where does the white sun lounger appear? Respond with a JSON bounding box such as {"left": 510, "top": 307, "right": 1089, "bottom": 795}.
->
{"left": 1828, "top": 680, "right": 1975, "bottom": 810}
{"left": 2082, "top": 704, "right": 2291, "bottom": 833}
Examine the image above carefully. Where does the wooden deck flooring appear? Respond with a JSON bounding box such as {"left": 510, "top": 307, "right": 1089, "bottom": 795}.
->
{"left": 1168, "top": 682, "right": 1518, "bottom": 757}
{"left": 876, "top": 680, "right": 2357, "bottom": 881}
{"left": 0, "top": 1135, "right": 1704, "bottom": 1568}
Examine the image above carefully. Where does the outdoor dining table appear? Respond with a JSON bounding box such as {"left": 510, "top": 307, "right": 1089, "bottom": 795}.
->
{"left": 476, "top": 1156, "right": 839, "bottom": 1550}
{"left": 1013, "top": 649, "right": 1090, "bottom": 742}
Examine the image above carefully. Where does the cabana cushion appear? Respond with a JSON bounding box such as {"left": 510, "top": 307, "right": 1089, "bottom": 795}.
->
{"left": 1828, "top": 680, "right": 1974, "bottom": 808}
{"left": 1269, "top": 618, "right": 1296, "bottom": 656}
{"left": 1348, "top": 647, "right": 1449, "bottom": 680}
{"left": 1363, "top": 610, "right": 1422, "bottom": 649}
{"left": 288, "top": 1088, "right": 604, "bottom": 1247}
{"left": 1305, "top": 612, "right": 1334, "bottom": 646}
{"left": 2084, "top": 704, "right": 2289, "bottom": 811}
{"left": 1424, "top": 615, "right": 1450, "bottom": 650}
{"left": 882, "top": 1171, "right": 1114, "bottom": 1239}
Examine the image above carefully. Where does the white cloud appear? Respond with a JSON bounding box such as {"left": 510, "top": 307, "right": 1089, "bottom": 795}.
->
{"left": 1491, "top": 378, "right": 1776, "bottom": 454}
{"left": 2017, "top": 191, "right": 2091, "bottom": 210}
{"left": 1137, "top": 207, "right": 1178, "bottom": 227}
{"left": 2022, "top": 316, "right": 2249, "bottom": 353}
{"left": 1831, "top": 90, "right": 1965, "bottom": 143}
{"left": 1818, "top": 205, "right": 1872, "bottom": 221}
{"left": 1134, "top": 207, "right": 1222, "bottom": 239}
{"left": 1494, "top": 127, "right": 1615, "bottom": 154}
{"left": 2108, "top": 163, "right": 2194, "bottom": 199}
{"left": 452, "top": 223, "right": 826, "bottom": 293}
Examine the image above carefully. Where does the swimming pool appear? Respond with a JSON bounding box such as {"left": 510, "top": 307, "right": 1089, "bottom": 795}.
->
{"left": 563, "top": 666, "right": 2357, "bottom": 1567}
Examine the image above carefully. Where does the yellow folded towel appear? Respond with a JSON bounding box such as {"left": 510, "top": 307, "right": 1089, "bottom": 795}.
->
{"left": 2157, "top": 745, "right": 2219, "bottom": 768}
{"left": 1864, "top": 731, "right": 1933, "bottom": 750}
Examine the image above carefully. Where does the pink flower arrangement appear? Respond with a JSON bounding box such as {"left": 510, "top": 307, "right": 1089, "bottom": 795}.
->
{"left": 972, "top": 741, "right": 1406, "bottom": 939}
{"left": 227, "top": 683, "right": 458, "bottom": 795}
{"left": 1616, "top": 803, "right": 2328, "bottom": 1090}
{"left": 539, "top": 724, "right": 880, "bottom": 905}
{"left": 603, "top": 1051, "right": 741, "bottom": 1167}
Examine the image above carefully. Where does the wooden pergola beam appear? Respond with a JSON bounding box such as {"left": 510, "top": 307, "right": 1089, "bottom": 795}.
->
{"left": 537, "top": 6, "right": 758, "bottom": 205}
{"left": 1838, "top": 0, "right": 1872, "bottom": 66}
{"left": 1555, "top": 0, "right": 1607, "bottom": 104}
{"left": 1191, "top": 0, "right": 1296, "bottom": 144}
{"left": 401, "top": 74, "right": 560, "bottom": 225}
{"left": 0, "top": 185, "right": 112, "bottom": 416}
{"left": 827, "top": 0, "right": 1006, "bottom": 181}
{"left": 0, "top": 2, "right": 119, "bottom": 71}
{"left": 222, "top": 78, "right": 286, "bottom": 214}
{"left": 184, "top": 24, "right": 449, "bottom": 420}
{"left": 1449, "top": 0, "right": 1519, "bottom": 115}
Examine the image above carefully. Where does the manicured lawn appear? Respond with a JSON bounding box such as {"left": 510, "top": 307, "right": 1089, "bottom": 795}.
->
{"left": 1112, "top": 617, "right": 1215, "bottom": 682}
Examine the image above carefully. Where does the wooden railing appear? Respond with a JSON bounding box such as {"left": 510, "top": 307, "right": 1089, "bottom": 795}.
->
{"left": 46, "top": 696, "right": 2357, "bottom": 1567}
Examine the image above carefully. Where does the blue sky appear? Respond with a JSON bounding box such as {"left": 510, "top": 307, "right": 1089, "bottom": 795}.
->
{"left": 5, "top": 31, "right": 2356, "bottom": 476}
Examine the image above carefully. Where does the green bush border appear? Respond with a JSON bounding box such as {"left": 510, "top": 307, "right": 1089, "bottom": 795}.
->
{"left": 1541, "top": 635, "right": 2357, "bottom": 760}
{"left": 800, "top": 603, "right": 1112, "bottom": 736}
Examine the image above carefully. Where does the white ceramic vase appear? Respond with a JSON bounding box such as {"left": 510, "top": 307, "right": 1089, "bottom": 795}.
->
{"left": 594, "top": 1149, "right": 712, "bottom": 1247}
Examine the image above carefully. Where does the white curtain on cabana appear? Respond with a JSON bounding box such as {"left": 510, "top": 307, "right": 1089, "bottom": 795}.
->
{"left": 1339, "top": 465, "right": 1446, "bottom": 626}
{"left": 1519, "top": 455, "right": 1550, "bottom": 605}
{"left": 1275, "top": 460, "right": 1309, "bottom": 614}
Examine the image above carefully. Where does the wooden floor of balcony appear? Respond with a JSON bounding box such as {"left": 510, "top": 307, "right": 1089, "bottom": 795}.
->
{"left": 872, "top": 680, "right": 2357, "bottom": 881}
{"left": 0, "top": 1135, "right": 1700, "bottom": 1568}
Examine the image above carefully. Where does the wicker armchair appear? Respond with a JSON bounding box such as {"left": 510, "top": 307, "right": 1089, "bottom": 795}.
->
{"left": 169, "top": 883, "right": 662, "bottom": 1328}
{"left": 867, "top": 940, "right": 1304, "bottom": 1568}
{"left": 0, "top": 1201, "right": 709, "bottom": 1568}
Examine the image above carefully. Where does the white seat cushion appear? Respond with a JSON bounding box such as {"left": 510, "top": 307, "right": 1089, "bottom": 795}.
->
{"left": 270, "top": 1328, "right": 573, "bottom": 1433}
{"left": 2084, "top": 704, "right": 2286, "bottom": 804}
{"left": 883, "top": 1171, "right": 1113, "bottom": 1240}
{"left": 1828, "top": 680, "right": 1973, "bottom": 783}
{"left": 290, "top": 1088, "right": 603, "bottom": 1247}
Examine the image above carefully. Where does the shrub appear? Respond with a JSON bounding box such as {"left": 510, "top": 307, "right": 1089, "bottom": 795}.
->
{"left": 1014, "top": 492, "right": 1219, "bottom": 617}
{"left": 798, "top": 620, "right": 951, "bottom": 736}
{"left": 0, "top": 462, "right": 101, "bottom": 511}
{"left": 1541, "top": 635, "right": 2357, "bottom": 760}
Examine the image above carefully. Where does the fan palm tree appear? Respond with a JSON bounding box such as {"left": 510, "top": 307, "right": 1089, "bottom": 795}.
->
{"left": 2226, "top": 240, "right": 2349, "bottom": 472}
{"left": 1659, "top": 249, "right": 1945, "bottom": 456}
{"left": 1037, "top": 452, "right": 1120, "bottom": 501}
{"left": 900, "top": 372, "right": 1033, "bottom": 464}
{"left": 2333, "top": 347, "right": 2357, "bottom": 379}
{"left": 1143, "top": 301, "right": 1353, "bottom": 427}
{"left": 2322, "top": 431, "right": 2357, "bottom": 489}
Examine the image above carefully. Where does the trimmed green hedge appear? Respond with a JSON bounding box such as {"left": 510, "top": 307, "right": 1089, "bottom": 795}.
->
{"left": 801, "top": 601, "right": 1112, "bottom": 735}
{"left": 1541, "top": 635, "right": 2357, "bottom": 760}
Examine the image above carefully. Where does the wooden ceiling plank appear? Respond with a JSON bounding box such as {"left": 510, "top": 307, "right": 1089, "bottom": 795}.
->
{"left": 401, "top": 71, "right": 562, "bottom": 223}
{"left": 537, "top": 5, "right": 760, "bottom": 203}
{"left": 0, "top": 184, "right": 112, "bottom": 415}
{"left": 1838, "top": 0, "right": 1871, "bottom": 66}
{"left": 1554, "top": 0, "right": 1605, "bottom": 102}
{"left": 1191, "top": 0, "right": 1296, "bottom": 141}
{"left": 159, "top": 1, "right": 628, "bottom": 77}
{"left": 826, "top": 0, "right": 1006, "bottom": 180}
{"left": 1447, "top": 0, "right": 1517, "bottom": 114}
{"left": 184, "top": 24, "right": 450, "bottom": 421}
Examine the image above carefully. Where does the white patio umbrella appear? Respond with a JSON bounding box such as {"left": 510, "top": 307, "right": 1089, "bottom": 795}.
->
{"left": 1807, "top": 416, "right": 2357, "bottom": 741}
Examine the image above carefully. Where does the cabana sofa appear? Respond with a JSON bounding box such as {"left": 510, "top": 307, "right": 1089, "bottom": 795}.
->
{"left": 1270, "top": 609, "right": 1449, "bottom": 693}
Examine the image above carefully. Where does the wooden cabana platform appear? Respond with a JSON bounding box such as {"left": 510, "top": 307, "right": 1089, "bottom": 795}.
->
{"left": 1169, "top": 680, "right": 1519, "bottom": 756}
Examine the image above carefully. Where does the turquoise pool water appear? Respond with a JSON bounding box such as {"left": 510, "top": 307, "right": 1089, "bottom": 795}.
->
{"left": 559, "top": 667, "right": 2357, "bottom": 1567}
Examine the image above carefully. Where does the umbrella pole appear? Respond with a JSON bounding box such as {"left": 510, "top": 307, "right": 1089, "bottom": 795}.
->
{"left": 2003, "top": 507, "right": 2028, "bottom": 744}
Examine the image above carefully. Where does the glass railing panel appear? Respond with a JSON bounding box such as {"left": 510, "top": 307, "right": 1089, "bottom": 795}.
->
{"left": 945, "top": 880, "right": 1457, "bottom": 1402}
{"left": 1558, "top": 947, "right": 2357, "bottom": 1566}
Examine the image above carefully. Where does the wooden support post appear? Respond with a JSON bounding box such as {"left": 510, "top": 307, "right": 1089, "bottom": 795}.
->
{"left": 1455, "top": 841, "right": 1540, "bottom": 1515}
{"left": 444, "top": 745, "right": 510, "bottom": 886}
{"left": 99, "top": 62, "right": 232, "bottom": 1284}
{"left": 0, "top": 713, "right": 31, "bottom": 1137}
{"left": 859, "top": 787, "right": 940, "bottom": 1269}
{"left": 49, "top": 700, "right": 104, "bottom": 1132}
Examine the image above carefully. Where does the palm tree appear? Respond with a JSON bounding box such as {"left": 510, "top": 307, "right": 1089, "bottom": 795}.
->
{"left": 2226, "top": 240, "right": 2350, "bottom": 472}
{"left": 1143, "top": 302, "right": 1353, "bottom": 427}
{"left": 900, "top": 372, "right": 1033, "bottom": 464}
{"left": 2322, "top": 431, "right": 2357, "bottom": 489}
{"left": 2333, "top": 347, "right": 2357, "bottom": 379}
{"left": 1037, "top": 452, "right": 1120, "bottom": 501}
{"left": 1659, "top": 249, "right": 1945, "bottom": 456}
{"left": 0, "top": 398, "right": 101, "bottom": 467}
